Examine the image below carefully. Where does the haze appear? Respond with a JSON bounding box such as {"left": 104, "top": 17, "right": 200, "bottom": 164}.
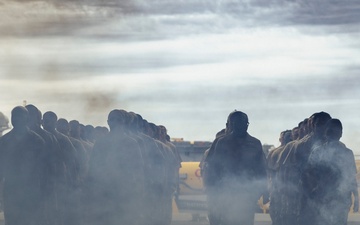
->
{"left": 1, "top": 0, "right": 359, "bottom": 153}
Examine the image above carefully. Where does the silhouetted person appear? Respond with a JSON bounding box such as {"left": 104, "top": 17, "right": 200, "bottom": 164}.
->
{"left": 57, "top": 119, "right": 86, "bottom": 177}
{"left": 128, "top": 112, "right": 167, "bottom": 225}
{"left": 56, "top": 118, "right": 88, "bottom": 223}
{"left": 68, "top": 120, "right": 91, "bottom": 180}
{"left": 279, "top": 112, "right": 331, "bottom": 225}
{"left": 43, "top": 111, "right": 80, "bottom": 225}
{"left": 25, "top": 104, "right": 63, "bottom": 225}
{"left": 200, "top": 128, "right": 226, "bottom": 225}
{"left": 266, "top": 130, "right": 292, "bottom": 225}
{"left": 0, "top": 106, "right": 47, "bottom": 225}
{"left": 303, "top": 119, "right": 358, "bottom": 225}
{"left": 84, "top": 125, "right": 95, "bottom": 144}
{"left": 86, "top": 109, "right": 145, "bottom": 225}
{"left": 93, "top": 126, "right": 109, "bottom": 142}
{"left": 207, "top": 111, "right": 267, "bottom": 225}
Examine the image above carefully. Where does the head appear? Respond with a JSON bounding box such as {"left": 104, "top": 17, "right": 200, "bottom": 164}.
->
{"left": 158, "top": 125, "right": 167, "bottom": 141}
{"left": 227, "top": 110, "right": 249, "bottom": 137}
{"left": 85, "top": 125, "right": 95, "bottom": 142}
{"left": 310, "top": 111, "right": 332, "bottom": 137}
{"left": 25, "top": 104, "right": 42, "bottom": 129}
{"left": 291, "top": 127, "right": 300, "bottom": 140}
{"left": 107, "top": 109, "right": 128, "bottom": 132}
{"left": 11, "top": 106, "right": 29, "bottom": 130}
{"left": 148, "top": 123, "right": 159, "bottom": 139}
{"left": 43, "top": 111, "right": 58, "bottom": 132}
{"left": 279, "top": 130, "right": 292, "bottom": 146}
{"left": 94, "top": 126, "right": 109, "bottom": 140}
{"left": 56, "top": 118, "right": 69, "bottom": 135}
{"left": 300, "top": 118, "right": 309, "bottom": 137}
{"left": 128, "top": 112, "right": 139, "bottom": 132}
{"left": 325, "top": 118, "right": 343, "bottom": 141}
{"left": 69, "top": 120, "right": 81, "bottom": 138}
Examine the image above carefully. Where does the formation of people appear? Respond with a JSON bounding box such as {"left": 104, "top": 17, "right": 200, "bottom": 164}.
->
{"left": 0, "top": 104, "right": 182, "bottom": 225}
{"left": 201, "top": 110, "right": 358, "bottom": 225}
{"left": 0, "top": 105, "right": 358, "bottom": 225}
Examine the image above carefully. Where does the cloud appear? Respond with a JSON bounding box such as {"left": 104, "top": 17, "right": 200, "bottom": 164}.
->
{"left": 1, "top": 0, "right": 359, "bottom": 39}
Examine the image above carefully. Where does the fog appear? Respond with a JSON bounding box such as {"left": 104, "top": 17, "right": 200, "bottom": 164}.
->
{"left": 1, "top": 0, "right": 360, "bottom": 208}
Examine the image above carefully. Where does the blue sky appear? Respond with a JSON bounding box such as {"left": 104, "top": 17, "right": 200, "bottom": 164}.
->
{"left": 1, "top": 0, "right": 360, "bottom": 152}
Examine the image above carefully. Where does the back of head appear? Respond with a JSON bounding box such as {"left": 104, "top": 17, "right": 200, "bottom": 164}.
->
{"left": 298, "top": 118, "right": 309, "bottom": 139}
{"left": 43, "top": 111, "right": 58, "bottom": 131}
{"left": 11, "top": 106, "right": 29, "bottom": 129}
{"left": 56, "top": 118, "right": 69, "bottom": 135}
{"left": 69, "top": 120, "right": 80, "bottom": 137}
{"left": 325, "top": 118, "right": 342, "bottom": 141}
{"left": 25, "top": 104, "right": 42, "bottom": 128}
{"left": 227, "top": 110, "right": 249, "bottom": 136}
{"left": 310, "top": 111, "right": 332, "bottom": 136}
{"left": 283, "top": 130, "right": 293, "bottom": 145}
{"left": 107, "top": 109, "right": 128, "bottom": 131}
{"left": 291, "top": 127, "right": 300, "bottom": 140}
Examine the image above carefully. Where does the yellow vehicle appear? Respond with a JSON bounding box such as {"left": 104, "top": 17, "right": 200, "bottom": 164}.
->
{"left": 174, "top": 162, "right": 207, "bottom": 217}
{"left": 174, "top": 161, "right": 268, "bottom": 218}
{"left": 175, "top": 159, "right": 360, "bottom": 216}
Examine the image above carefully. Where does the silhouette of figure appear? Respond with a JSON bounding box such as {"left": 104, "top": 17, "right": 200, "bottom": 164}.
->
{"left": 128, "top": 112, "right": 166, "bottom": 225}
{"left": 146, "top": 123, "right": 178, "bottom": 225}
{"left": 266, "top": 130, "right": 292, "bottom": 225}
{"left": 86, "top": 109, "right": 144, "bottom": 225}
{"left": 56, "top": 118, "right": 88, "bottom": 223}
{"left": 57, "top": 118, "right": 88, "bottom": 181}
{"left": 93, "top": 126, "right": 109, "bottom": 142}
{"left": 84, "top": 125, "right": 95, "bottom": 144}
{"left": 43, "top": 111, "right": 80, "bottom": 225}
{"left": 279, "top": 112, "right": 331, "bottom": 225}
{"left": 143, "top": 121, "right": 168, "bottom": 225}
{"left": 303, "top": 119, "right": 358, "bottom": 225}
{"left": 0, "top": 106, "right": 47, "bottom": 225}
{"left": 25, "top": 104, "right": 63, "bottom": 225}
{"left": 200, "top": 128, "right": 226, "bottom": 225}
{"left": 207, "top": 111, "right": 267, "bottom": 225}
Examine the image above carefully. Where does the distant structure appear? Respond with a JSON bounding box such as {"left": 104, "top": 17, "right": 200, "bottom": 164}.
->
{"left": 0, "top": 111, "right": 10, "bottom": 137}
{"left": 172, "top": 139, "right": 212, "bottom": 162}
{"left": 172, "top": 138, "right": 274, "bottom": 162}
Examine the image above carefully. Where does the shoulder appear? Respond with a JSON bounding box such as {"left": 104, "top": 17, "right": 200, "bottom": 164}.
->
{"left": 29, "top": 130, "right": 45, "bottom": 144}
{"left": 246, "top": 133, "right": 262, "bottom": 145}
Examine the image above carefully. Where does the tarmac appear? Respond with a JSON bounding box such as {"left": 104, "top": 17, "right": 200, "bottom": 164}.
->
{"left": 1, "top": 212, "right": 360, "bottom": 225}
{"left": 171, "top": 212, "right": 360, "bottom": 225}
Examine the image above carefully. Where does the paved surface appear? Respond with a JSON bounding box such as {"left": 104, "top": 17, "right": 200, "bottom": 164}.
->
{"left": 171, "top": 213, "right": 271, "bottom": 225}
{"left": 171, "top": 213, "right": 360, "bottom": 225}
{"left": 1, "top": 212, "right": 360, "bottom": 225}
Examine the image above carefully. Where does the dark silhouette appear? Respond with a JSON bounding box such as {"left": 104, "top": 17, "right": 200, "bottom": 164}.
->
{"left": 0, "top": 106, "right": 47, "bottom": 225}
{"left": 266, "top": 130, "right": 292, "bottom": 225}
{"left": 279, "top": 112, "right": 331, "bottom": 225}
{"left": 43, "top": 111, "right": 81, "bottom": 225}
{"left": 303, "top": 119, "right": 358, "bottom": 225}
{"left": 25, "top": 104, "right": 63, "bottom": 225}
{"left": 128, "top": 112, "right": 167, "bottom": 225}
{"left": 85, "top": 109, "right": 145, "bottom": 225}
{"left": 207, "top": 111, "right": 267, "bottom": 225}
{"left": 200, "top": 128, "right": 226, "bottom": 225}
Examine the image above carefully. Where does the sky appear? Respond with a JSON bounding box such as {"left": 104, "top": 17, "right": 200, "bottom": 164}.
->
{"left": 0, "top": 0, "right": 360, "bottom": 153}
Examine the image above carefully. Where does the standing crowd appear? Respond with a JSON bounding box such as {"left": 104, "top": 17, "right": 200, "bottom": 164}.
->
{"left": 201, "top": 110, "right": 358, "bottom": 225}
{"left": 0, "top": 104, "right": 181, "bottom": 225}
{"left": 0, "top": 105, "right": 358, "bottom": 225}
